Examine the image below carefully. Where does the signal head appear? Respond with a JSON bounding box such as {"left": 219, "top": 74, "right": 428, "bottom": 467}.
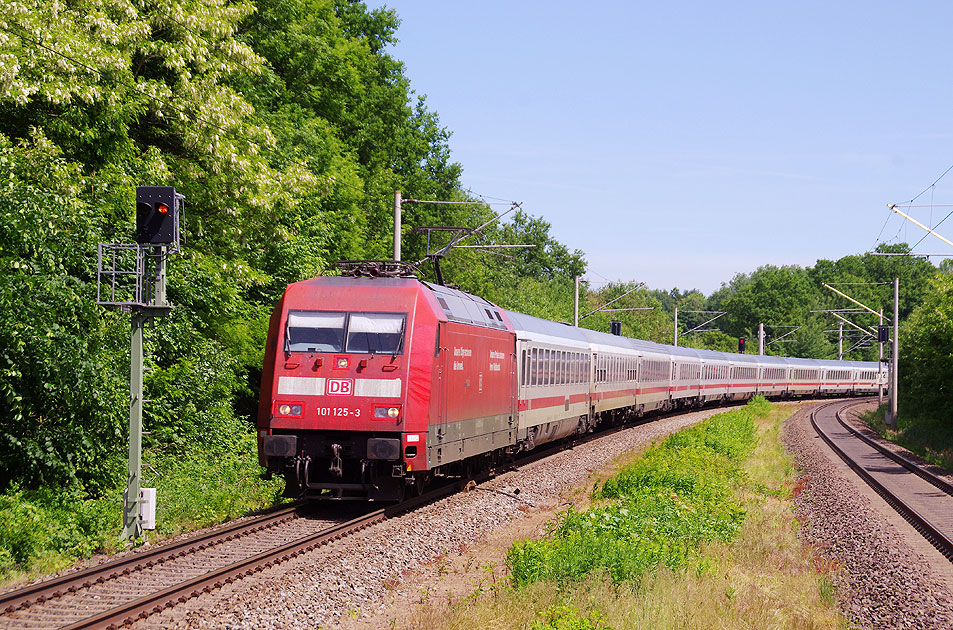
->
{"left": 136, "top": 186, "right": 181, "bottom": 245}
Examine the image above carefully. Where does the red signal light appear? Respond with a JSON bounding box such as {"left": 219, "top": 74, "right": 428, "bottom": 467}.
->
{"left": 157, "top": 203, "right": 169, "bottom": 214}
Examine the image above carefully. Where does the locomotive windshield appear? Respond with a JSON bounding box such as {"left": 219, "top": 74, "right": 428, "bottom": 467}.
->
{"left": 286, "top": 311, "right": 346, "bottom": 352}
{"left": 346, "top": 312, "right": 405, "bottom": 354}
{"left": 285, "top": 310, "right": 405, "bottom": 354}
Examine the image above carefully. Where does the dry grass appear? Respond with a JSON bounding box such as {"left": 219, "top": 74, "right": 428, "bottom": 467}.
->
{"left": 404, "top": 404, "right": 846, "bottom": 630}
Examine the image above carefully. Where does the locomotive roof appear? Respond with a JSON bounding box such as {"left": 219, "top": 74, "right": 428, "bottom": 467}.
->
{"left": 423, "top": 281, "right": 509, "bottom": 331}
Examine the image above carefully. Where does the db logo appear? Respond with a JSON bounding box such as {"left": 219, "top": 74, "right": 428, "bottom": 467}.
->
{"left": 327, "top": 378, "right": 354, "bottom": 396}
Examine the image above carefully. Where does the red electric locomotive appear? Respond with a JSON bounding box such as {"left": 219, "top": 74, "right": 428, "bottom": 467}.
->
{"left": 258, "top": 270, "right": 886, "bottom": 501}
{"left": 257, "top": 274, "right": 517, "bottom": 500}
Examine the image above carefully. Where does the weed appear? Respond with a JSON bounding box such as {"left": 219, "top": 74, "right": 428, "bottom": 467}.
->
{"left": 530, "top": 605, "right": 610, "bottom": 630}
{"left": 416, "top": 399, "right": 846, "bottom": 629}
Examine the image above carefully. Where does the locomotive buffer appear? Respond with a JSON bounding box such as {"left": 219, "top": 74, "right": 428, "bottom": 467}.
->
{"left": 97, "top": 186, "right": 183, "bottom": 540}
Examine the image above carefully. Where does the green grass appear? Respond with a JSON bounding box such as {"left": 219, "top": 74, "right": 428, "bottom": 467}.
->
{"left": 861, "top": 405, "right": 953, "bottom": 471}
{"left": 410, "top": 398, "right": 845, "bottom": 630}
{"left": 506, "top": 398, "right": 764, "bottom": 587}
{"left": 0, "top": 432, "right": 284, "bottom": 584}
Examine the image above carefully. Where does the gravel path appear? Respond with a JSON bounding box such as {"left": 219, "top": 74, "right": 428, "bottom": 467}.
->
{"left": 782, "top": 401, "right": 953, "bottom": 629}
{"left": 134, "top": 408, "right": 723, "bottom": 630}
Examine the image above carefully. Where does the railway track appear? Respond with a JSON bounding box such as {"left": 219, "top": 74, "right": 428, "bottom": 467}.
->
{"left": 0, "top": 501, "right": 370, "bottom": 630}
{"left": 0, "top": 468, "right": 499, "bottom": 630}
{"left": 811, "top": 399, "right": 953, "bottom": 562}
{"left": 0, "top": 401, "right": 766, "bottom": 630}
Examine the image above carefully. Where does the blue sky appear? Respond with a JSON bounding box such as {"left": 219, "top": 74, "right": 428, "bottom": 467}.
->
{"left": 370, "top": 1, "right": 953, "bottom": 294}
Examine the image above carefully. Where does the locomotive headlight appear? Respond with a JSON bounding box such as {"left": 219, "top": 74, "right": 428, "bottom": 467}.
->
{"left": 336, "top": 357, "right": 349, "bottom": 369}
{"left": 276, "top": 403, "right": 303, "bottom": 417}
{"left": 374, "top": 406, "right": 400, "bottom": 419}
{"left": 387, "top": 407, "right": 399, "bottom": 418}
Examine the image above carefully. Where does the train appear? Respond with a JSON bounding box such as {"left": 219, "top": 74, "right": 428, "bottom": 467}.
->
{"left": 257, "top": 271, "right": 886, "bottom": 500}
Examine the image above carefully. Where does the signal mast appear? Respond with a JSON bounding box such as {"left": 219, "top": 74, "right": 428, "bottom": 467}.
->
{"left": 97, "top": 186, "right": 183, "bottom": 540}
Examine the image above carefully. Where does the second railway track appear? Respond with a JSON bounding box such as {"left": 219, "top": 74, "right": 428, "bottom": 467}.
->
{"left": 811, "top": 399, "right": 953, "bottom": 561}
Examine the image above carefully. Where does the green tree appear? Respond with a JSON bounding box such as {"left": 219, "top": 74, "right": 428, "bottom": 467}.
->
{"left": 0, "top": 136, "right": 127, "bottom": 491}
{"left": 898, "top": 273, "right": 953, "bottom": 419}
{"left": 717, "top": 265, "right": 828, "bottom": 355}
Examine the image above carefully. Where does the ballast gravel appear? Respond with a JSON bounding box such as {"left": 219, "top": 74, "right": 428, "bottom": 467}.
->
{"left": 136, "top": 408, "right": 721, "bottom": 630}
{"left": 782, "top": 403, "right": 953, "bottom": 629}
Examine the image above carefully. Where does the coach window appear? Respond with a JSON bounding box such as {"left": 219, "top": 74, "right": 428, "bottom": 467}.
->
{"left": 531, "top": 348, "right": 538, "bottom": 386}
{"left": 286, "top": 311, "right": 346, "bottom": 352}
{"left": 521, "top": 350, "right": 528, "bottom": 386}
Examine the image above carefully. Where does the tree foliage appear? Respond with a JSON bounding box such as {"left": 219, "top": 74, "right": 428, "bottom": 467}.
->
{"left": 899, "top": 273, "right": 953, "bottom": 420}
{"left": 0, "top": 0, "right": 585, "bottom": 493}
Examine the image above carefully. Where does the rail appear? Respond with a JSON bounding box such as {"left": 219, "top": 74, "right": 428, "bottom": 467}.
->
{"left": 810, "top": 400, "right": 953, "bottom": 562}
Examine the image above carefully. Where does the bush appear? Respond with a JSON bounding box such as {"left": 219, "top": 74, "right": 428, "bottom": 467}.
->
{"left": 148, "top": 432, "right": 285, "bottom": 536}
{"left": 531, "top": 605, "right": 609, "bottom": 630}
{"left": 0, "top": 431, "right": 284, "bottom": 582}
{"left": 0, "top": 486, "right": 116, "bottom": 574}
{"left": 899, "top": 274, "right": 953, "bottom": 420}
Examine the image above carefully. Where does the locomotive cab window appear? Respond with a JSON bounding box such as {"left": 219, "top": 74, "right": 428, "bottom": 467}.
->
{"left": 285, "top": 311, "right": 406, "bottom": 354}
{"left": 286, "top": 311, "right": 346, "bottom": 352}
{"left": 346, "top": 312, "right": 406, "bottom": 354}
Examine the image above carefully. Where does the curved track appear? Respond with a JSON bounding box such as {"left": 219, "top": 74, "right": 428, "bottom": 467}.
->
{"left": 0, "top": 402, "right": 670, "bottom": 630}
{"left": 811, "top": 399, "right": 953, "bottom": 561}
